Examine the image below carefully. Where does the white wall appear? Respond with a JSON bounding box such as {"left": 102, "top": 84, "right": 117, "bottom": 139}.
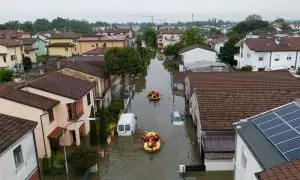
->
{"left": 162, "top": 34, "right": 181, "bottom": 47}
{"left": 0, "top": 45, "right": 23, "bottom": 68}
{"left": 215, "top": 42, "right": 225, "bottom": 54}
{"left": 0, "top": 131, "right": 38, "bottom": 180}
{"left": 205, "top": 159, "right": 234, "bottom": 171}
{"left": 181, "top": 48, "right": 217, "bottom": 65}
{"left": 237, "top": 43, "right": 300, "bottom": 71}
{"left": 234, "top": 134, "right": 263, "bottom": 180}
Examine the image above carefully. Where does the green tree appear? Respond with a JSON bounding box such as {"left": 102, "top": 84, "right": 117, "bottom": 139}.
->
{"left": 98, "top": 106, "right": 107, "bottom": 145}
{"left": 180, "top": 27, "right": 205, "bottom": 47}
{"left": 0, "top": 69, "right": 13, "bottom": 82}
{"left": 104, "top": 47, "right": 145, "bottom": 102}
{"left": 208, "top": 28, "right": 222, "bottom": 36}
{"left": 164, "top": 42, "right": 183, "bottom": 59}
{"left": 106, "top": 101, "right": 124, "bottom": 122}
{"left": 3, "top": 21, "right": 21, "bottom": 30}
{"left": 245, "top": 14, "right": 262, "bottom": 22}
{"left": 143, "top": 28, "right": 157, "bottom": 48}
{"left": 220, "top": 34, "right": 241, "bottom": 66}
{"left": 21, "top": 21, "right": 34, "bottom": 34}
{"left": 89, "top": 106, "right": 97, "bottom": 146}
{"left": 232, "top": 17, "right": 269, "bottom": 35}
{"left": 68, "top": 146, "right": 100, "bottom": 173}
{"left": 274, "top": 18, "right": 285, "bottom": 23}
{"left": 240, "top": 65, "right": 253, "bottom": 71}
{"left": 34, "top": 18, "right": 52, "bottom": 32}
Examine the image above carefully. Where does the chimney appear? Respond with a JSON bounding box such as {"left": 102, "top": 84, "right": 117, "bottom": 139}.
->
{"left": 57, "top": 62, "right": 61, "bottom": 69}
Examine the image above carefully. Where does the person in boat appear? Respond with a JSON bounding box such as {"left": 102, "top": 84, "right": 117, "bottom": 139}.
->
{"left": 153, "top": 134, "right": 159, "bottom": 141}
{"left": 142, "top": 134, "right": 149, "bottom": 142}
{"left": 148, "top": 140, "right": 153, "bottom": 148}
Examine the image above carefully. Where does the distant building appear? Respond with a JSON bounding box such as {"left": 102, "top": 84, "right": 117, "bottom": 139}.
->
{"left": 234, "top": 100, "right": 300, "bottom": 180}
{"left": 103, "top": 28, "right": 133, "bottom": 39}
{"left": 0, "top": 29, "right": 30, "bottom": 39}
{"left": 0, "top": 114, "right": 40, "bottom": 180}
{"left": 20, "top": 37, "right": 48, "bottom": 56}
{"left": 47, "top": 32, "right": 80, "bottom": 57}
{"left": 78, "top": 34, "right": 128, "bottom": 54}
{"left": 290, "top": 23, "right": 300, "bottom": 30}
{"left": 207, "top": 36, "right": 228, "bottom": 55}
{"left": 157, "top": 29, "right": 182, "bottom": 52}
{"left": 235, "top": 37, "right": 300, "bottom": 71}
{"left": 0, "top": 39, "right": 23, "bottom": 68}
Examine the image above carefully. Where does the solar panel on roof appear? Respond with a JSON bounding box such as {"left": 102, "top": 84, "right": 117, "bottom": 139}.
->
{"left": 253, "top": 102, "right": 300, "bottom": 161}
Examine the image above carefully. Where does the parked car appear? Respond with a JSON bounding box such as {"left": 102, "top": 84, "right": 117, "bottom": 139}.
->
{"left": 171, "top": 111, "right": 184, "bottom": 125}
{"left": 117, "top": 113, "right": 137, "bottom": 136}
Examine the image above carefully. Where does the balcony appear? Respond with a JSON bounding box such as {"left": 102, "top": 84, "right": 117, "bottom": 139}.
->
{"left": 68, "top": 99, "right": 84, "bottom": 121}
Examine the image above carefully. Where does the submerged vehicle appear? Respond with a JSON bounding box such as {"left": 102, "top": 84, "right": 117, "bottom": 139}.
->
{"left": 171, "top": 111, "right": 184, "bottom": 125}
{"left": 117, "top": 113, "right": 137, "bottom": 136}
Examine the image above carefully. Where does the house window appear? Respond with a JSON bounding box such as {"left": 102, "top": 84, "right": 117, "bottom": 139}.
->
{"left": 65, "top": 46, "right": 68, "bottom": 51}
{"left": 13, "top": 145, "right": 24, "bottom": 168}
{"left": 67, "top": 99, "right": 84, "bottom": 121}
{"left": 2, "top": 56, "right": 6, "bottom": 63}
{"left": 241, "top": 147, "right": 247, "bottom": 168}
{"left": 10, "top": 55, "right": 16, "bottom": 61}
{"left": 74, "top": 47, "right": 76, "bottom": 51}
{"left": 96, "top": 43, "right": 98, "bottom": 48}
{"left": 258, "top": 68, "right": 265, "bottom": 71}
{"left": 48, "top": 109, "right": 54, "bottom": 123}
{"left": 92, "top": 45, "right": 94, "bottom": 47}
{"left": 87, "top": 93, "right": 91, "bottom": 105}
{"left": 103, "top": 43, "right": 107, "bottom": 48}
{"left": 287, "top": 56, "right": 292, "bottom": 61}
{"left": 275, "top": 58, "right": 280, "bottom": 61}
{"left": 259, "top": 57, "right": 264, "bottom": 61}
{"left": 247, "top": 53, "right": 250, "bottom": 57}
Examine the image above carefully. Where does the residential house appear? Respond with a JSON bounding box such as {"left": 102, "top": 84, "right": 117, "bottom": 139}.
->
{"left": 0, "top": 114, "right": 40, "bottom": 180}
{"left": 172, "top": 72, "right": 185, "bottom": 91}
{"left": 178, "top": 44, "right": 217, "bottom": 71}
{"left": 47, "top": 32, "right": 80, "bottom": 57}
{"left": 103, "top": 28, "right": 133, "bottom": 39}
{"left": 83, "top": 47, "right": 109, "bottom": 56}
{"left": 234, "top": 100, "right": 300, "bottom": 180}
{"left": 0, "top": 29, "right": 30, "bottom": 39}
{"left": 0, "top": 39, "right": 23, "bottom": 68}
{"left": 182, "top": 60, "right": 229, "bottom": 72}
{"left": 157, "top": 29, "right": 182, "bottom": 51}
{"left": 185, "top": 71, "right": 300, "bottom": 171}
{"left": 58, "top": 62, "right": 112, "bottom": 108}
{"left": 234, "top": 37, "right": 300, "bottom": 71}
{"left": 78, "top": 34, "right": 128, "bottom": 54}
{"left": 290, "top": 23, "right": 300, "bottom": 30}
{"left": 207, "top": 36, "right": 228, "bottom": 55}
{"left": 0, "top": 72, "right": 95, "bottom": 158}
{"left": 18, "top": 38, "right": 48, "bottom": 56}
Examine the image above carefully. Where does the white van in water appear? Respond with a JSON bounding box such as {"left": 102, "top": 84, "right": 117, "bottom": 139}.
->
{"left": 172, "top": 111, "right": 184, "bottom": 125}
{"left": 117, "top": 113, "right": 137, "bottom": 136}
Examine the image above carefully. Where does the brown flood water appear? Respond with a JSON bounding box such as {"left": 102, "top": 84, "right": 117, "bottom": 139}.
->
{"left": 91, "top": 58, "right": 233, "bottom": 180}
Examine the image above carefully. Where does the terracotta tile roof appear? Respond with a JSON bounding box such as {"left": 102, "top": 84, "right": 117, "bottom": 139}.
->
{"left": 0, "top": 39, "right": 21, "bottom": 47}
{"left": 256, "top": 160, "right": 300, "bottom": 180}
{"left": 103, "top": 28, "right": 131, "bottom": 34}
{"left": 47, "top": 42, "right": 75, "bottom": 47}
{"left": 50, "top": 32, "right": 79, "bottom": 39}
{"left": 0, "top": 113, "right": 37, "bottom": 154}
{"left": 65, "top": 63, "right": 105, "bottom": 78}
{"left": 61, "top": 56, "right": 105, "bottom": 68}
{"left": 245, "top": 37, "right": 300, "bottom": 52}
{"left": 83, "top": 47, "right": 110, "bottom": 55}
{"left": 0, "top": 30, "right": 30, "bottom": 39}
{"left": 189, "top": 71, "right": 300, "bottom": 131}
{"left": 17, "top": 38, "right": 38, "bottom": 45}
{"left": 24, "top": 45, "right": 36, "bottom": 53}
{"left": 202, "top": 135, "right": 235, "bottom": 153}
{"left": 160, "top": 29, "right": 183, "bottom": 34}
{"left": 173, "top": 72, "right": 185, "bottom": 84}
{"left": 207, "top": 36, "right": 228, "bottom": 45}
{"left": 27, "top": 72, "right": 96, "bottom": 100}
{"left": 179, "top": 44, "right": 216, "bottom": 54}
{"left": 0, "top": 82, "right": 59, "bottom": 111}
{"left": 78, "top": 34, "right": 127, "bottom": 42}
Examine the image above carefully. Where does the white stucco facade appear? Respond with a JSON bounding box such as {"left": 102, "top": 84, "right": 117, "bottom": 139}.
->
{"left": 0, "top": 131, "right": 38, "bottom": 180}
{"left": 161, "top": 33, "right": 181, "bottom": 47}
{"left": 205, "top": 159, "right": 234, "bottom": 171}
{"left": 234, "top": 134, "right": 263, "bottom": 180}
{"left": 0, "top": 45, "right": 23, "bottom": 68}
{"left": 235, "top": 42, "right": 300, "bottom": 71}
{"left": 180, "top": 48, "right": 217, "bottom": 66}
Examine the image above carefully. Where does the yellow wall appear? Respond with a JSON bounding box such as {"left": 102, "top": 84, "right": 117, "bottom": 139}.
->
{"left": 79, "top": 41, "right": 125, "bottom": 54}
{"left": 48, "top": 47, "right": 73, "bottom": 57}
{"left": 50, "top": 38, "right": 79, "bottom": 54}
{"left": 28, "top": 51, "right": 37, "bottom": 62}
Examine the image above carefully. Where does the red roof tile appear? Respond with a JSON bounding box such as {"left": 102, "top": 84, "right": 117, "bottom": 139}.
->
{"left": 0, "top": 82, "right": 59, "bottom": 111}
{"left": 179, "top": 44, "right": 216, "bottom": 54}
{"left": 256, "top": 160, "right": 300, "bottom": 180}
{"left": 64, "top": 63, "right": 105, "bottom": 78}
{"left": 48, "top": 127, "right": 64, "bottom": 139}
{"left": 207, "top": 36, "right": 228, "bottom": 44}
{"left": 103, "top": 29, "right": 131, "bottom": 34}
{"left": 245, "top": 37, "right": 300, "bottom": 52}
{"left": 173, "top": 72, "right": 185, "bottom": 84}
{"left": 202, "top": 135, "right": 235, "bottom": 153}
{"left": 0, "top": 39, "right": 21, "bottom": 47}
{"left": 50, "top": 32, "right": 79, "bottom": 39}
{"left": 0, "top": 114, "right": 37, "bottom": 154}
{"left": 83, "top": 47, "right": 110, "bottom": 55}
{"left": 27, "top": 72, "right": 95, "bottom": 100}
{"left": 160, "top": 29, "right": 183, "bottom": 34}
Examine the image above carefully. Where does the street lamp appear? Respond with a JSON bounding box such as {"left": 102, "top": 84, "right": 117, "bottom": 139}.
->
{"left": 63, "top": 117, "right": 96, "bottom": 179}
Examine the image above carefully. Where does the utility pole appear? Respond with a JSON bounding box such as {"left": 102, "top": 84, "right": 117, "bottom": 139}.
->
{"left": 192, "top": 13, "right": 194, "bottom": 23}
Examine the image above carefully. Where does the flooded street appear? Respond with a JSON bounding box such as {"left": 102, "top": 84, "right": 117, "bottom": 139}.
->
{"left": 95, "top": 58, "right": 233, "bottom": 180}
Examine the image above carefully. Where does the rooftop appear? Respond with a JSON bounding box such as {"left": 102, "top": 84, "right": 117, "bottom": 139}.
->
{"left": 189, "top": 71, "right": 300, "bottom": 131}
{"left": 202, "top": 135, "right": 235, "bottom": 153}
{"left": 173, "top": 72, "right": 185, "bottom": 84}
{"left": 50, "top": 32, "right": 79, "bottom": 39}
{"left": 244, "top": 37, "right": 300, "bottom": 52}
{"left": 0, "top": 39, "right": 21, "bottom": 47}
{"left": 103, "top": 28, "right": 131, "bottom": 34}
{"left": 27, "top": 72, "right": 96, "bottom": 100}
{"left": 83, "top": 47, "right": 110, "bottom": 55}
{"left": 207, "top": 36, "right": 228, "bottom": 45}
{"left": 0, "top": 82, "right": 59, "bottom": 111}
{"left": 256, "top": 160, "right": 300, "bottom": 180}
{"left": 0, "top": 29, "right": 30, "bottom": 39}
{"left": 78, "top": 34, "right": 127, "bottom": 42}
{"left": 160, "top": 29, "right": 183, "bottom": 34}
{"left": 16, "top": 38, "right": 38, "bottom": 45}
{"left": 0, "top": 113, "right": 37, "bottom": 154}
{"left": 235, "top": 100, "right": 300, "bottom": 170}
{"left": 64, "top": 62, "right": 105, "bottom": 78}
{"left": 179, "top": 44, "right": 216, "bottom": 54}
{"left": 61, "top": 56, "right": 105, "bottom": 68}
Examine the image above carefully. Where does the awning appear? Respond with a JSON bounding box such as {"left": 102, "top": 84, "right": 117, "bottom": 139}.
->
{"left": 48, "top": 127, "right": 64, "bottom": 139}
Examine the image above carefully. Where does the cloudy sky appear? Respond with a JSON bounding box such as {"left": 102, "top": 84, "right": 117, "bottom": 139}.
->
{"left": 1, "top": 0, "right": 300, "bottom": 23}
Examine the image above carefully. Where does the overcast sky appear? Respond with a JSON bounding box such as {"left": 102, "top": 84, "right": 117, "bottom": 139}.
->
{"left": 1, "top": 0, "right": 300, "bottom": 23}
